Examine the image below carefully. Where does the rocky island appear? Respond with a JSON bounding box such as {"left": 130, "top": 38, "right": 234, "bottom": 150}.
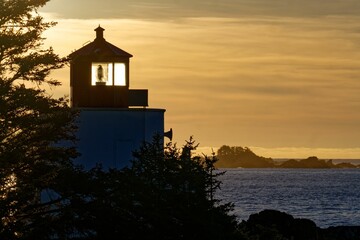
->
{"left": 216, "top": 145, "right": 359, "bottom": 169}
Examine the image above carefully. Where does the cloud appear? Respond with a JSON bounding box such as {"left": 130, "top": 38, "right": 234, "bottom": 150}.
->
{"left": 42, "top": 0, "right": 360, "bottom": 20}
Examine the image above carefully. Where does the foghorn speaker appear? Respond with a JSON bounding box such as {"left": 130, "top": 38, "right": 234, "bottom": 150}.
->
{"left": 164, "top": 128, "right": 173, "bottom": 141}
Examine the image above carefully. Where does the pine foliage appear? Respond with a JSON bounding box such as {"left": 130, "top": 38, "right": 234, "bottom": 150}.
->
{"left": 0, "top": 1, "right": 78, "bottom": 238}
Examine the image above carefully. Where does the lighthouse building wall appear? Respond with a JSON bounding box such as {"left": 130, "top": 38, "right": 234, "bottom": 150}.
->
{"left": 75, "top": 108, "right": 165, "bottom": 169}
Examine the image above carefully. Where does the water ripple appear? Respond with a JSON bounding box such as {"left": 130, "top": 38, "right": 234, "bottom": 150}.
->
{"left": 217, "top": 168, "right": 360, "bottom": 227}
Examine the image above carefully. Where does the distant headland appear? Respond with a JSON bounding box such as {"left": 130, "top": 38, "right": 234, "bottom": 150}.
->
{"left": 216, "top": 145, "right": 360, "bottom": 168}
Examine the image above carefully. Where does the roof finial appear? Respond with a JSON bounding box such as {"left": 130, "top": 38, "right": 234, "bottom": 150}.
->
{"left": 95, "top": 25, "right": 105, "bottom": 40}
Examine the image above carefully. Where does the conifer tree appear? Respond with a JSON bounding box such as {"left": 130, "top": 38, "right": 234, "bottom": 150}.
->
{"left": 59, "top": 137, "right": 239, "bottom": 239}
{"left": 0, "top": 0, "right": 78, "bottom": 238}
{"left": 124, "top": 136, "right": 239, "bottom": 240}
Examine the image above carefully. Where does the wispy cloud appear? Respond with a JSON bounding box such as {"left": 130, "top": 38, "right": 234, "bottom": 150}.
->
{"left": 42, "top": 0, "right": 360, "bottom": 20}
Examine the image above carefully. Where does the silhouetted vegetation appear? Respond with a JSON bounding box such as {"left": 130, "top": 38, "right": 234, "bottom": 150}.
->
{"left": 34, "top": 136, "right": 239, "bottom": 239}
{"left": 0, "top": 0, "right": 79, "bottom": 238}
{"left": 216, "top": 145, "right": 275, "bottom": 168}
{"left": 1, "top": 132, "right": 241, "bottom": 239}
{"left": 61, "top": 137, "right": 239, "bottom": 239}
{"left": 216, "top": 145, "right": 358, "bottom": 168}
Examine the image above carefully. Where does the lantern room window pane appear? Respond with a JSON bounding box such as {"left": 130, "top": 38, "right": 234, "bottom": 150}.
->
{"left": 114, "top": 63, "right": 126, "bottom": 86}
{"left": 91, "top": 63, "right": 113, "bottom": 86}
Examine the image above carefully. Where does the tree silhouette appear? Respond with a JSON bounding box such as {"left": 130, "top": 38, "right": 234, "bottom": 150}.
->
{"left": 122, "top": 136, "right": 239, "bottom": 240}
{"left": 56, "top": 137, "right": 239, "bottom": 240}
{"left": 0, "top": 1, "right": 78, "bottom": 238}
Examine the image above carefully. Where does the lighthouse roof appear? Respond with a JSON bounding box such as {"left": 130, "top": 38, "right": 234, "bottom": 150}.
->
{"left": 69, "top": 26, "right": 133, "bottom": 59}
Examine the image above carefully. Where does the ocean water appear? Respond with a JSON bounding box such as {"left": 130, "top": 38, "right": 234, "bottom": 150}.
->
{"left": 217, "top": 168, "right": 360, "bottom": 228}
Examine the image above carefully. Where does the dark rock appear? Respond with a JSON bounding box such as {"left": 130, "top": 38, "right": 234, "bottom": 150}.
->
{"left": 334, "top": 162, "right": 357, "bottom": 168}
{"left": 321, "top": 226, "right": 360, "bottom": 240}
{"left": 290, "top": 218, "right": 318, "bottom": 240}
{"left": 280, "top": 157, "right": 333, "bottom": 168}
{"left": 239, "top": 210, "right": 360, "bottom": 240}
{"left": 247, "top": 209, "right": 294, "bottom": 233}
{"left": 280, "top": 159, "right": 303, "bottom": 168}
{"left": 242, "top": 210, "right": 319, "bottom": 240}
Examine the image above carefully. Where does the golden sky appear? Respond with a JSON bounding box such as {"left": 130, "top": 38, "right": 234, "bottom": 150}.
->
{"left": 41, "top": 0, "right": 360, "bottom": 159}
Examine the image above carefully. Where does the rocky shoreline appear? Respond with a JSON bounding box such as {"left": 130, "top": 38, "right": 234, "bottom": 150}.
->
{"left": 238, "top": 210, "right": 360, "bottom": 240}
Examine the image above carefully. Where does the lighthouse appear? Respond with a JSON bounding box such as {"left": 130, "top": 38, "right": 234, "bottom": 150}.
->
{"left": 69, "top": 26, "right": 167, "bottom": 169}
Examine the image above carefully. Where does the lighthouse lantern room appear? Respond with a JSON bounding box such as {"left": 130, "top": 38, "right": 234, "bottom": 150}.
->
{"left": 69, "top": 26, "right": 147, "bottom": 108}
